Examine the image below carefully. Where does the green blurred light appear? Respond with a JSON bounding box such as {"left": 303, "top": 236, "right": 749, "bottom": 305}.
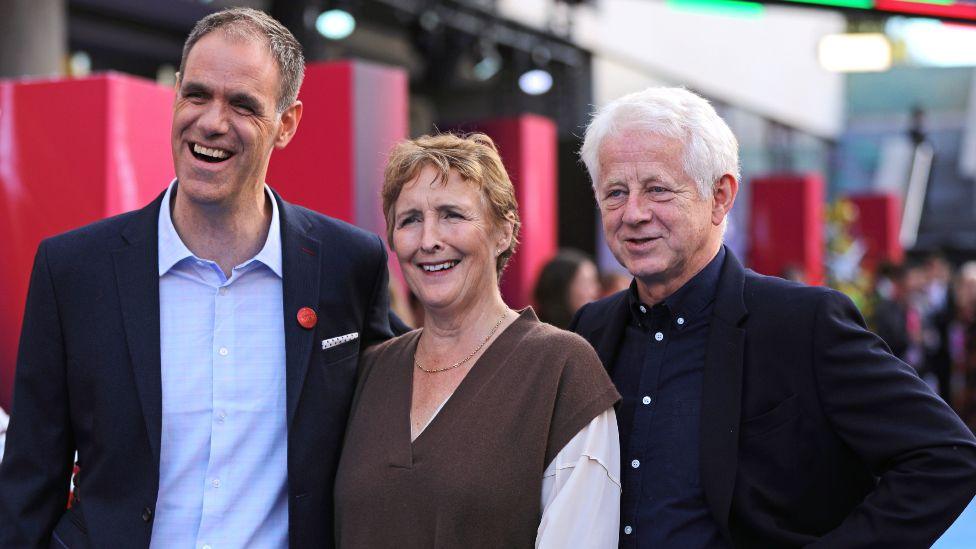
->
{"left": 782, "top": 0, "right": 874, "bottom": 9}
{"left": 666, "top": 0, "right": 766, "bottom": 18}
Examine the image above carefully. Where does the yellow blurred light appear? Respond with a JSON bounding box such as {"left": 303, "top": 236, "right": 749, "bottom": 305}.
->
{"left": 818, "top": 33, "right": 892, "bottom": 73}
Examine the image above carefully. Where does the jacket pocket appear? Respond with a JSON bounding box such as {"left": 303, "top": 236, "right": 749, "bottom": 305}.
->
{"left": 50, "top": 510, "right": 91, "bottom": 549}
{"left": 741, "top": 394, "right": 799, "bottom": 438}
{"left": 320, "top": 339, "right": 361, "bottom": 366}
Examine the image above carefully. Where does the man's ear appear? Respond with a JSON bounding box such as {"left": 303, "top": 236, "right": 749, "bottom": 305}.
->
{"left": 274, "top": 100, "right": 304, "bottom": 149}
{"left": 711, "top": 173, "right": 738, "bottom": 226}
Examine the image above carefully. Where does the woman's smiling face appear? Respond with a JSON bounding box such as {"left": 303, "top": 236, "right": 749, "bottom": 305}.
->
{"left": 392, "top": 165, "right": 509, "bottom": 315}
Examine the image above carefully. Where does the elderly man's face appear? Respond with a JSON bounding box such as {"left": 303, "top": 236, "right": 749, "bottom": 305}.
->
{"left": 171, "top": 31, "right": 299, "bottom": 208}
{"left": 596, "top": 129, "right": 725, "bottom": 293}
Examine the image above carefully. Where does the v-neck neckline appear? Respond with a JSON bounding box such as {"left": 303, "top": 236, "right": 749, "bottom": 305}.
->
{"left": 396, "top": 308, "right": 536, "bottom": 466}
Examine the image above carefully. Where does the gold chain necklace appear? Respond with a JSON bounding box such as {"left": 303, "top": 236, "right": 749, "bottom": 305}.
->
{"left": 415, "top": 312, "right": 508, "bottom": 374}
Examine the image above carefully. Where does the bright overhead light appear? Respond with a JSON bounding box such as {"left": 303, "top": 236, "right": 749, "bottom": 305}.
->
{"left": 818, "top": 33, "right": 891, "bottom": 73}
{"left": 887, "top": 17, "right": 976, "bottom": 67}
{"left": 316, "top": 9, "right": 356, "bottom": 40}
{"left": 519, "top": 69, "right": 553, "bottom": 95}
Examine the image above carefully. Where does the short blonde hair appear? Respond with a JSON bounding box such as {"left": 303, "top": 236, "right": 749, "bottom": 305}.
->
{"left": 382, "top": 133, "right": 521, "bottom": 276}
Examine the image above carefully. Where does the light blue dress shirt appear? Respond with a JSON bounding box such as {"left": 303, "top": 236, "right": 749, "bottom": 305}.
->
{"left": 150, "top": 181, "right": 288, "bottom": 549}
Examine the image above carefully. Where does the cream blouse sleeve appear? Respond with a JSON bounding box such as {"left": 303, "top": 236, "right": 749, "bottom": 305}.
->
{"left": 537, "top": 408, "right": 621, "bottom": 549}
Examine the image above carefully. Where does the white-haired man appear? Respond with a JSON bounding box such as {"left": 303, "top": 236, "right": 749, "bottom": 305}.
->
{"left": 571, "top": 87, "right": 976, "bottom": 548}
{"left": 0, "top": 8, "right": 394, "bottom": 548}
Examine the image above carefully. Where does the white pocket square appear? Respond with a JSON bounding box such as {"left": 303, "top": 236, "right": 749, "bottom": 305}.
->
{"left": 322, "top": 332, "right": 359, "bottom": 350}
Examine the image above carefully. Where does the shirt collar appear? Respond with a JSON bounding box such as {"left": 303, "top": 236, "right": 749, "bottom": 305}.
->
{"left": 627, "top": 246, "right": 726, "bottom": 325}
{"left": 157, "top": 180, "right": 283, "bottom": 278}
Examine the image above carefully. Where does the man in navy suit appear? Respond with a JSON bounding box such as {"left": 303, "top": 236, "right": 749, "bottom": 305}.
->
{"left": 0, "top": 8, "right": 393, "bottom": 548}
{"left": 572, "top": 87, "right": 976, "bottom": 548}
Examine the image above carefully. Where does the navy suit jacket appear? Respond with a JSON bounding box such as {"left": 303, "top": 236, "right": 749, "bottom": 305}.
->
{"left": 0, "top": 189, "right": 395, "bottom": 548}
{"left": 571, "top": 248, "right": 976, "bottom": 548}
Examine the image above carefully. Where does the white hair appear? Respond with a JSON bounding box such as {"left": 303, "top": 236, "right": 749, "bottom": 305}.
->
{"left": 579, "top": 87, "right": 740, "bottom": 198}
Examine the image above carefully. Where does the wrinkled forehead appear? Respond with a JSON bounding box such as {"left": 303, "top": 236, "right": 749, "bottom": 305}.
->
{"left": 596, "top": 132, "right": 688, "bottom": 181}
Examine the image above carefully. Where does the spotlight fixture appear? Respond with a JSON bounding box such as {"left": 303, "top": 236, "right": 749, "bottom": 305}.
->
{"left": 519, "top": 45, "right": 554, "bottom": 95}
{"left": 472, "top": 39, "right": 502, "bottom": 82}
{"left": 316, "top": 9, "right": 356, "bottom": 40}
{"left": 518, "top": 69, "right": 553, "bottom": 95}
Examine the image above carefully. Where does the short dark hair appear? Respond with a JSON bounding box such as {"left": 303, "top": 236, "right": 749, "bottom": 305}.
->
{"left": 179, "top": 7, "right": 304, "bottom": 113}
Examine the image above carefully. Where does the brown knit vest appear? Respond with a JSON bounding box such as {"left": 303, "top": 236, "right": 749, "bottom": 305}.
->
{"left": 334, "top": 309, "right": 619, "bottom": 548}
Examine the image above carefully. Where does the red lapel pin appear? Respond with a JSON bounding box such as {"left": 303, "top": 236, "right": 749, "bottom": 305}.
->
{"left": 297, "top": 307, "right": 317, "bottom": 329}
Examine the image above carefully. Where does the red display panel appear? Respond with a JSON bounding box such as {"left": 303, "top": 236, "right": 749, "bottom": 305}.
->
{"left": 873, "top": 0, "right": 976, "bottom": 21}
{"left": 767, "top": 0, "right": 976, "bottom": 24}
{"left": 266, "top": 60, "right": 408, "bottom": 292}
{"left": 847, "top": 192, "right": 903, "bottom": 272}
{"left": 458, "top": 115, "right": 558, "bottom": 309}
{"left": 267, "top": 60, "right": 408, "bottom": 236}
{"left": 749, "top": 173, "right": 825, "bottom": 285}
{"left": 0, "top": 74, "right": 173, "bottom": 408}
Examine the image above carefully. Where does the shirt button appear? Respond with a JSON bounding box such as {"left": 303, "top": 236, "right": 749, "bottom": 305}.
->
{"left": 203, "top": 545, "right": 212, "bottom": 549}
{"left": 642, "top": 396, "right": 652, "bottom": 405}
{"left": 217, "top": 411, "right": 226, "bottom": 424}
{"left": 624, "top": 525, "right": 633, "bottom": 535}
{"left": 639, "top": 305, "right": 647, "bottom": 314}
{"left": 677, "top": 317, "right": 685, "bottom": 325}
{"left": 218, "top": 287, "right": 228, "bottom": 296}
{"left": 141, "top": 507, "right": 153, "bottom": 522}
{"left": 211, "top": 478, "right": 220, "bottom": 488}
{"left": 218, "top": 347, "right": 228, "bottom": 356}
{"left": 654, "top": 332, "right": 664, "bottom": 341}
{"left": 631, "top": 459, "right": 640, "bottom": 469}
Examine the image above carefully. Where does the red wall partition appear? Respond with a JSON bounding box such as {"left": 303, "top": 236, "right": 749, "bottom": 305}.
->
{"left": 749, "top": 173, "right": 825, "bottom": 285}
{"left": 847, "top": 192, "right": 903, "bottom": 272}
{"left": 267, "top": 60, "right": 408, "bottom": 239}
{"left": 0, "top": 74, "right": 174, "bottom": 408}
{"left": 460, "top": 115, "right": 558, "bottom": 309}
{"left": 266, "top": 60, "right": 408, "bottom": 294}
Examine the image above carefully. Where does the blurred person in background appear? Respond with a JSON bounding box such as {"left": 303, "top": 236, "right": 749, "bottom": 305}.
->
{"left": 335, "top": 133, "right": 621, "bottom": 548}
{"left": 573, "top": 86, "right": 976, "bottom": 548}
{"left": 533, "top": 248, "right": 601, "bottom": 328}
{"left": 950, "top": 262, "right": 976, "bottom": 432}
{"left": 601, "top": 271, "right": 633, "bottom": 297}
{"left": 871, "top": 261, "right": 914, "bottom": 362}
{"left": 0, "top": 8, "right": 395, "bottom": 548}
{"left": 922, "top": 253, "right": 955, "bottom": 402}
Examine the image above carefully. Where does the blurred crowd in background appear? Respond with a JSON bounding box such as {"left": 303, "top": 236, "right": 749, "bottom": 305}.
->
{"left": 390, "top": 246, "right": 976, "bottom": 436}
{"left": 869, "top": 254, "right": 976, "bottom": 432}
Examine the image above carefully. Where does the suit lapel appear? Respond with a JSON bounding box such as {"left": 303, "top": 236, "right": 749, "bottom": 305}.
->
{"left": 113, "top": 192, "right": 166, "bottom": 466}
{"left": 587, "top": 291, "right": 631, "bottom": 373}
{"left": 278, "top": 196, "right": 322, "bottom": 426}
{"left": 700, "top": 248, "right": 748, "bottom": 541}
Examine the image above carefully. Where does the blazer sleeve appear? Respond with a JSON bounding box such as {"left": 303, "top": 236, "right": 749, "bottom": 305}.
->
{"left": 809, "top": 290, "right": 976, "bottom": 548}
{"left": 0, "top": 240, "right": 74, "bottom": 548}
{"left": 361, "top": 234, "right": 397, "bottom": 346}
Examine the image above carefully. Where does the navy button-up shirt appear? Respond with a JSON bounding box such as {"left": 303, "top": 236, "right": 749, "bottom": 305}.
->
{"left": 613, "top": 248, "right": 730, "bottom": 548}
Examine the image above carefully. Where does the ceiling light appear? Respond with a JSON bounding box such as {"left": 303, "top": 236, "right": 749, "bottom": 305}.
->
{"left": 818, "top": 33, "right": 891, "bottom": 73}
{"left": 316, "top": 9, "right": 356, "bottom": 40}
{"left": 519, "top": 69, "right": 553, "bottom": 95}
{"left": 472, "top": 40, "right": 502, "bottom": 81}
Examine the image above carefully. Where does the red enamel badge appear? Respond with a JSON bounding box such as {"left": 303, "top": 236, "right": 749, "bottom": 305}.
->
{"left": 297, "top": 307, "right": 317, "bottom": 329}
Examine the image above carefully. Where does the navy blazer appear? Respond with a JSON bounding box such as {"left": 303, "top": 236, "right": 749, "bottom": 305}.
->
{"left": 571, "top": 248, "right": 976, "bottom": 548}
{"left": 0, "top": 189, "right": 395, "bottom": 548}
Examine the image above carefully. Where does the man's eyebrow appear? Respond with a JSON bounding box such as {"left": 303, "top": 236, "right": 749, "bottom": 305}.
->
{"left": 229, "top": 92, "right": 262, "bottom": 111}
{"left": 180, "top": 81, "right": 210, "bottom": 95}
